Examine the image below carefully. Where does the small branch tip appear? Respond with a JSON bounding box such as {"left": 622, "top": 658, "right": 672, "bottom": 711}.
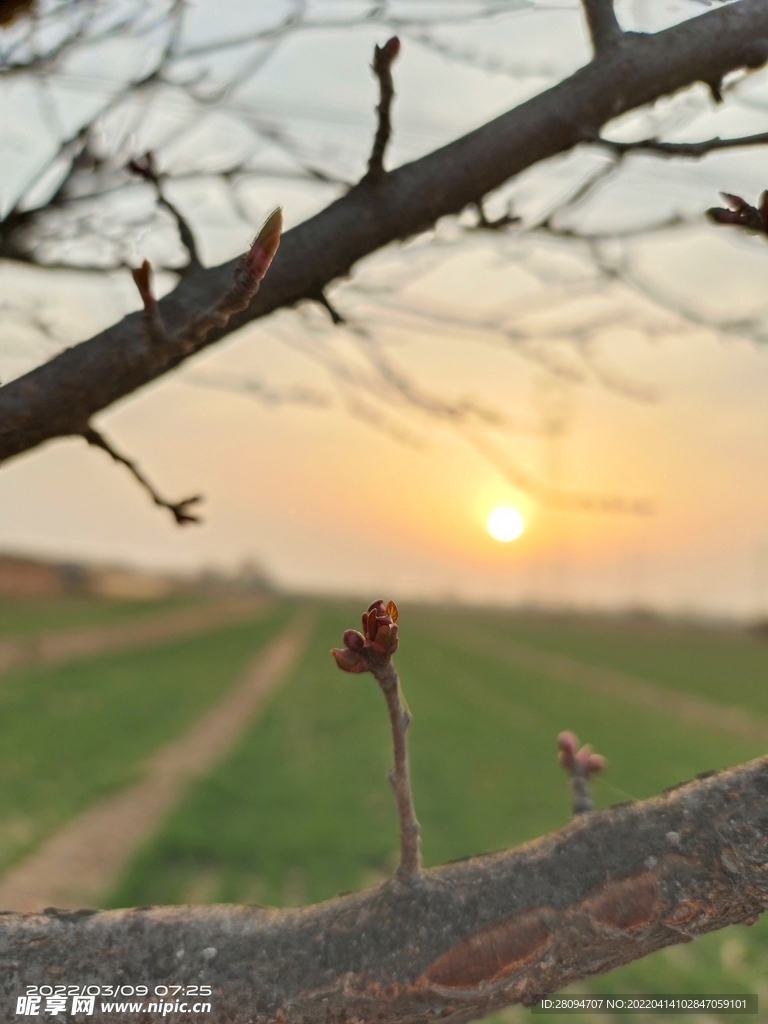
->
{"left": 558, "top": 731, "right": 606, "bottom": 815}
{"left": 363, "top": 37, "right": 400, "bottom": 182}
{"left": 83, "top": 426, "right": 203, "bottom": 526}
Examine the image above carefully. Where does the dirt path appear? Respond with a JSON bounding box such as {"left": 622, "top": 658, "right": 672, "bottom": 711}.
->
{"left": 0, "top": 609, "right": 313, "bottom": 911}
{"left": 0, "top": 595, "right": 270, "bottom": 677}
{"left": 430, "top": 621, "right": 768, "bottom": 745}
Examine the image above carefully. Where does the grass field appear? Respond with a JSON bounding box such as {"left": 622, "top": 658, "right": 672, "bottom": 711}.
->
{"left": 2, "top": 594, "right": 767, "bottom": 1022}
{"left": 0, "top": 593, "right": 200, "bottom": 637}
{"left": 103, "top": 601, "right": 768, "bottom": 1022}
{"left": 0, "top": 599, "right": 290, "bottom": 873}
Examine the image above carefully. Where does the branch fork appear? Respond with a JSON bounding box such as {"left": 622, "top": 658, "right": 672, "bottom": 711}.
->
{"left": 332, "top": 600, "right": 422, "bottom": 879}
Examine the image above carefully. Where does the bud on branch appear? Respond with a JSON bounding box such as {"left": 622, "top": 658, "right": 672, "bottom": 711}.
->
{"left": 331, "top": 600, "right": 420, "bottom": 879}
{"left": 239, "top": 208, "right": 283, "bottom": 285}
{"left": 331, "top": 599, "right": 399, "bottom": 674}
{"left": 707, "top": 191, "right": 768, "bottom": 234}
{"left": 558, "top": 730, "right": 606, "bottom": 815}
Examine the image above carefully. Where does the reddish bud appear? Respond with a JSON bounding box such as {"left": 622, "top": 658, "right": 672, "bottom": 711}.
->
{"left": 246, "top": 207, "right": 283, "bottom": 281}
{"left": 333, "top": 599, "right": 401, "bottom": 675}
{"left": 131, "top": 259, "right": 155, "bottom": 310}
{"left": 558, "top": 731, "right": 606, "bottom": 779}
{"left": 557, "top": 731, "right": 578, "bottom": 769}
{"left": 343, "top": 629, "right": 366, "bottom": 651}
{"left": 707, "top": 192, "right": 767, "bottom": 232}
{"left": 380, "top": 36, "right": 400, "bottom": 61}
{"left": 331, "top": 647, "right": 368, "bottom": 673}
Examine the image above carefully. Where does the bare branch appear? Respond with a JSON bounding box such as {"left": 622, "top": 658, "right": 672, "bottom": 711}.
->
{"left": 597, "top": 130, "right": 768, "bottom": 159}
{"left": 332, "top": 601, "right": 422, "bottom": 879}
{"left": 311, "top": 290, "right": 346, "bottom": 324}
{"left": 128, "top": 153, "right": 202, "bottom": 274}
{"left": 81, "top": 426, "right": 203, "bottom": 526}
{"left": 4, "top": 756, "right": 768, "bottom": 1022}
{"left": 581, "top": 0, "right": 622, "bottom": 55}
{"left": 363, "top": 37, "right": 401, "bottom": 183}
{"left": 557, "top": 731, "right": 607, "bottom": 815}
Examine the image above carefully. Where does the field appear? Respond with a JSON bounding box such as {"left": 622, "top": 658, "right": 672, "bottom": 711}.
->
{"left": 2, "top": 594, "right": 768, "bottom": 1021}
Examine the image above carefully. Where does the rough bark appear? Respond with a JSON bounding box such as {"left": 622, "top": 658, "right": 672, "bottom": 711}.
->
{"left": 2, "top": 0, "right": 768, "bottom": 463}
{"left": 3, "top": 756, "right": 768, "bottom": 1023}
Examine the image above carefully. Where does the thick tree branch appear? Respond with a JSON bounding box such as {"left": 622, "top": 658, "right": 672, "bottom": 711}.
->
{"left": 581, "top": 0, "right": 623, "bottom": 55}
{"left": 3, "top": 756, "right": 768, "bottom": 1023}
{"left": 82, "top": 426, "right": 203, "bottom": 525}
{"left": 2, "top": 1, "right": 768, "bottom": 464}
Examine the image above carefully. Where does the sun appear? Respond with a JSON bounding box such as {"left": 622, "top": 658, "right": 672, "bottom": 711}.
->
{"left": 487, "top": 506, "right": 525, "bottom": 542}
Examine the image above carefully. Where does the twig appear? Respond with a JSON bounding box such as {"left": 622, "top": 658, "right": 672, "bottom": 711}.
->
{"left": 81, "top": 426, "right": 203, "bottom": 525}
{"left": 581, "top": 0, "right": 622, "bottom": 55}
{"left": 129, "top": 153, "right": 203, "bottom": 273}
{"left": 332, "top": 600, "right": 422, "bottom": 879}
{"left": 312, "top": 290, "right": 346, "bottom": 324}
{"left": 557, "top": 731, "right": 606, "bottom": 815}
{"left": 707, "top": 189, "right": 768, "bottom": 235}
{"left": 130, "top": 260, "right": 166, "bottom": 343}
{"left": 596, "top": 131, "right": 768, "bottom": 159}
{"left": 474, "top": 199, "right": 520, "bottom": 231}
{"left": 362, "top": 37, "right": 400, "bottom": 183}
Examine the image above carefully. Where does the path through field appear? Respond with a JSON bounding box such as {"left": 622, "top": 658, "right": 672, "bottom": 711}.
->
{"left": 0, "top": 608, "right": 313, "bottom": 911}
{"left": 439, "top": 622, "right": 768, "bottom": 744}
{"left": 0, "top": 596, "right": 270, "bottom": 677}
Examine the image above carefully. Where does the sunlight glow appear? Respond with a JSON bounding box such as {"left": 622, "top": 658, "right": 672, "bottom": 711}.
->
{"left": 487, "top": 506, "right": 525, "bottom": 542}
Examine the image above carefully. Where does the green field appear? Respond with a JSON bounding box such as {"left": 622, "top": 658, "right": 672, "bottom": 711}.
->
{"left": 0, "top": 599, "right": 290, "bottom": 872}
{"left": 0, "top": 593, "right": 201, "bottom": 637}
{"left": 2, "top": 594, "right": 768, "bottom": 1022}
{"left": 104, "top": 601, "right": 768, "bottom": 1022}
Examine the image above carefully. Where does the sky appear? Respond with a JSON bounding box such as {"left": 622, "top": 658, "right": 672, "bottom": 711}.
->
{"left": 3, "top": 0, "right": 768, "bottom": 618}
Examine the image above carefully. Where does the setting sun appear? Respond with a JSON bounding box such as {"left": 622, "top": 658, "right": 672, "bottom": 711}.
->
{"left": 487, "top": 506, "right": 525, "bottom": 542}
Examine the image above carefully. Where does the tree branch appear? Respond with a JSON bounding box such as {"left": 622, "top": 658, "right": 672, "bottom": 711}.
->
{"left": 2, "top": 1, "right": 768, "bottom": 464}
{"left": 363, "top": 37, "right": 401, "bottom": 183}
{"left": 4, "top": 756, "right": 768, "bottom": 1022}
{"left": 597, "top": 130, "right": 768, "bottom": 158}
{"left": 332, "top": 601, "right": 422, "bottom": 879}
{"left": 129, "top": 153, "right": 203, "bottom": 274}
{"left": 581, "top": 0, "right": 622, "bottom": 55}
{"left": 82, "top": 426, "right": 203, "bottom": 525}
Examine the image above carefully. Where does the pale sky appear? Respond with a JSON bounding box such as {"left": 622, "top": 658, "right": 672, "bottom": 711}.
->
{"left": 3, "top": 0, "right": 768, "bottom": 618}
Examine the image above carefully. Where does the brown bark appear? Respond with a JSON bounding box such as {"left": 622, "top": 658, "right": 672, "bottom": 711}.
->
{"left": 2, "top": 0, "right": 768, "bottom": 464}
{"left": 3, "top": 756, "right": 768, "bottom": 1023}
